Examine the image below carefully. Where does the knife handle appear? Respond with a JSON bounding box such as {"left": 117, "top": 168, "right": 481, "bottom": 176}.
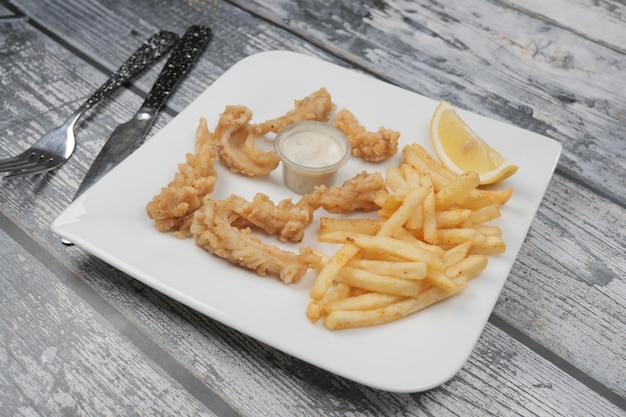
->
{"left": 142, "top": 25, "right": 212, "bottom": 111}
{"left": 81, "top": 31, "right": 179, "bottom": 111}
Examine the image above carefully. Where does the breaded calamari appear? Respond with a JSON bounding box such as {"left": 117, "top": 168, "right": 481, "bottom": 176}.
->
{"left": 229, "top": 193, "right": 315, "bottom": 243}
{"left": 334, "top": 108, "right": 399, "bottom": 162}
{"left": 299, "top": 171, "right": 386, "bottom": 213}
{"left": 213, "top": 105, "right": 280, "bottom": 176}
{"left": 253, "top": 87, "right": 336, "bottom": 135}
{"left": 146, "top": 117, "right": 218, "bottom": 238}
{"left": 191, "top": 195, "right": 320, "bottom": 284}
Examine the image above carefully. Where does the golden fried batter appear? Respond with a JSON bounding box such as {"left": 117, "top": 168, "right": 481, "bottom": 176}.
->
{"left": 253, "top": 87, "right": 336, "bottom": 135}
{"left": 230, "top": 193, "right": 316, "bottom": 243}
{"left": 213, "top": 105, "right": 280, "bottom": 176}
{"left": 299, "top": 171, "right": 386, "bottom": 213}
{"left": 146, "top": 117, "right": 218, "bottom": 238}
{"left": 191, "top": 196, "right": 320, "bottom": 284}
{"left": 334, "top": 108, "right": 399, "bottom": 162}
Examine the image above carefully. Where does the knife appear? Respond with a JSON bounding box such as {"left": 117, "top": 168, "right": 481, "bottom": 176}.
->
{"left": 72, "top": 25, "right": 212, "bottom": 201}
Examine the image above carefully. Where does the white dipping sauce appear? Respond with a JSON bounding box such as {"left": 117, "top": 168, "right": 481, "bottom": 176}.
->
{"left": 274, "top": 121, "right": 351, "bottom": 195}
{"left": 280, "top": 131, "right": 344, "bottom": 167}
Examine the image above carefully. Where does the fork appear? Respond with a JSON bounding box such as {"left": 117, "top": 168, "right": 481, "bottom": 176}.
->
{"left": 0, "top": 30, "right": 179, "bottom": 178}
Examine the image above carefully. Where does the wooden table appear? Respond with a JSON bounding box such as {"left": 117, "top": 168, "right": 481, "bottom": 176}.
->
{"left": 1, "top": 0, "right": 624, "bottom": 415}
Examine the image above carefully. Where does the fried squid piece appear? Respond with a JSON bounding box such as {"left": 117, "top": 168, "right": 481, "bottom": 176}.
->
{"left": 214, "top": 105, "right": 280, "bottom": 176}
{"left": 334, "top": 108, "right": 399, "bottom": 162}
{"left": 228, "top": 193, "right": 315, "bottom": 243}
{"left": 146, "top": 118, "right": 218, "bottom": 238}
{"left": 191, "top": 196, "right": 320, "bottom": 284}
{"left": 252, "top": 87, "right": 336, "bottom": 135}
{"left": 299, "top": 171, "right": 385, "bottom": 213}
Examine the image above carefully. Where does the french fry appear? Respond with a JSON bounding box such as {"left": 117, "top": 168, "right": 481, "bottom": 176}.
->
{"left": 323, "top": 292, "right": 405, "bottom": 313}
{"left": 437, "top": 228, "right": 486, "bottom": 246}
{"left": 374, "top": 190, "right": 402, "bottom": 213}
{"left": 349, "top": 287, "right": 370, "bottom": 297}
{"left": 324, "top": 277, "right": 467, "bottom": 330}
{"left": 473, "top": 224, "right": 501, "bottom": 237}
{"left": 441, "top": 240, "right": 473, "bottom": 268}
{"left": 377, "top": 207, "right": 397, "bottom": 219}
{"left": 468, "top": 236, "right": 506, "bottom": 254}
{"left": 400, "top": 163, "right": 422, "bottom": 188}
{"left": 405, "top": 199, "right": 423, "bottom": 231}
{"left": 480, "top": 188, "right": 514, "bottom": 205}
{"left": 420, "top": 174, "right": 438, "bottom": 244}
{"left": 435, "top": 171, "right": 480, "bottom": 209}
{"left": 310, "top": 244, "right": 361, "bottom": 300}
{"left": 321, "top": 283, "right": 352, "bottom": 303}
{"left": 436, "top": 209, "right": 472, "bottom": 228}
{"left": 445, "top": 255, "right": 488, "bottom": 280}
{"left": 408, "top": 143, "right": 457, "bottom": 179}
{"left": 306, "top": 301, "right": 323, "bottom": 323}
{"left": 456, "top": 188, "right": 513, "bottom": 210}
{"left": 403, "top": 144, "right": 456, "bottom": 189}
{"left": 307, "top": 282, "right": 352, "bottom": 322}
{"left": 402, "top": 147, "right": 447, "bottom": 191}
{"left": 319, "top": 231, "right": 443, "bottom": 270}
{"left": 319, "top": 217, "right": 382, "bottom": 236}
{"left": 356, "top": 251, "right": 405, "bottom": 262}
{"left": 336, "top": 267, "right": 424, "bottom": 297}
{"left": 393, "top": 227, "right": 445, "bottom": 257}
{"left": 426, "top": 269, "right": 457, "bottom": 290}
{"left": 402, "top": 164, "right": 424, "bottom": 230}
{"left": 386, "top": 167, "right": 410, "bottom": 197}
{"left": 469, "top": 204, "right": 501, "bottom": 224}
{"left": 377, "top": 187, "right": 428, "bottom": 237}
{"left": 348, "top": 259, "right": 427, "bottom": 280}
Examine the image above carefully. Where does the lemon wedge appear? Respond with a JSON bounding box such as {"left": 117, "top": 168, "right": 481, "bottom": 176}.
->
{"left": 430, "top": 101, "right": 518, "bottom": 185}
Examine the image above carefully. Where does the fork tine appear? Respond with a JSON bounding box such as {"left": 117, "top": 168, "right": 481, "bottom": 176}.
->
{"left": 3, "top": 163, "right": 53, "bottom": 178}
{"left": 0, "top": 153, "right": 35, "bottom": 171}
{"left": 0, "top": 157, "right": 48, "bottom": 173}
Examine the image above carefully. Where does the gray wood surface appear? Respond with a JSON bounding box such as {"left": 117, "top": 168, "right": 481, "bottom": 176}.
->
{"left": 1, "top": 0, "right": 624, "bottom": 416}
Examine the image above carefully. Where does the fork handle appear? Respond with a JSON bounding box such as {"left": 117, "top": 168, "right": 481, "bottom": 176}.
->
{"left": 80, "top": 31, "right": 179, "bottom": 111}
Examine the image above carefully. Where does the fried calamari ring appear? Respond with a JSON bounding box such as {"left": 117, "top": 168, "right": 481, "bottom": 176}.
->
{"left": 191, "top": 195, "right": 320, "bottom": 284}
{"left": 213, "top": 105, "right": 280, "bottom": 176}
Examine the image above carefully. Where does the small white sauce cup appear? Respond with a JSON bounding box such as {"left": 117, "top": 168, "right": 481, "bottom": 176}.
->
{"left": 274, "top": 121, "right": 351, "bottom": 195}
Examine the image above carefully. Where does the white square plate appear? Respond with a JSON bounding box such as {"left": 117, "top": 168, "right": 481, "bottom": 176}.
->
{"left": 52, "top": 51, "right": 561, "bottom": 392}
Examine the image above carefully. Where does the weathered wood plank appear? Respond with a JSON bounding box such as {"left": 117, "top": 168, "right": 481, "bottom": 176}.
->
{"left": 0, "top": 228, "right": 219, "bottom": 417}
{"left": 496, "top": 173, "right": 626, "bottom": 396}
{"left": 502, "top": 0, "right": 626, "bottom": 53}
{"left": 7, "top": 0, "right": 346, "bottom": 113}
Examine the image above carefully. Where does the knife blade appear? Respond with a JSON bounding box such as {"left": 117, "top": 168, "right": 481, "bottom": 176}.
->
{"left": 72, "top": 25, "right": 212, "bottom": 201}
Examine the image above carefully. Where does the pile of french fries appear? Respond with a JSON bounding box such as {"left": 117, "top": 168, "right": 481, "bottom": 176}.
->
{"left": 307, "top": 143, "right": 514, "bottom": 330}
